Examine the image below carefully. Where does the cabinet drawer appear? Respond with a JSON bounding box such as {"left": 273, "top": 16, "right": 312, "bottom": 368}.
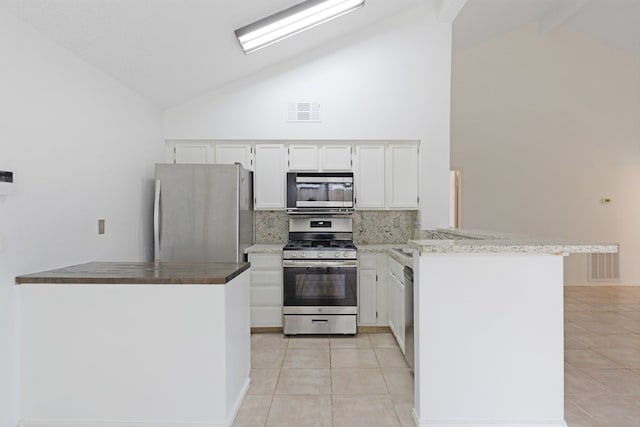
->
{"left": 251, "top": 287, "right": 282, "bottom": 306}
{"left": 248, "top": 254, "right": 282, "bottom": 270}
{"left": 251, "top": 307, "right": 283, "bottom": 327}
{"left": 358, "top": 253, "right": 378, "bottom": 270}
{"left": 251, "top": 270, "right": 282, "bottom": 287}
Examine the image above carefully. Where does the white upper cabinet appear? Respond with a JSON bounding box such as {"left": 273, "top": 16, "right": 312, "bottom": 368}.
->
{"left": 288, "top": 143, "right": 352, "bottom": 171}
{"left": 387, "top": 144, "right": 419, "bottom": 209}
{"left": 170, "top": 142, "right": 212, "bottom": 164}
{"left": 166, "top": 140, "right": 419, "bottom": 212}
{"left": 288, "top": 145, "right": 319, "bottom": 171}
{"left": 215, "top": 143, "right": 253, "bottom": 170}
{"left": 254, "top": 144, "right": 285, "bottom": 210}
{"left": 354, "top": 144, "right": 386, "bottom": 209}
{"left": 320, "top": 144, "right": 352, "bottom": 171}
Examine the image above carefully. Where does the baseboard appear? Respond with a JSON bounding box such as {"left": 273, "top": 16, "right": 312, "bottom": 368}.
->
{"left": 358, "top": 326, "right": 391, "bottom": 333}
{"left": 19, "top": 378, "right": 252, "bottom": 427}
{"left": 226, "top": 377, "right": 250, "bottom": 427}
{"left": 565, "top": 283, "right": 640, "bottom": 287}
{"left": 18, "top": 421, "right": 220, "bottom": 427}
{"left": 412, "top": 413, "right": 568, "bottom": 427}
{"left": 251, "top": 327, "right": 282, "bottom": 333}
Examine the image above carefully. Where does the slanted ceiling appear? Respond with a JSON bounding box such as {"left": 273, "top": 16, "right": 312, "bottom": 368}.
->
{"left": 2, "top": 0, "right": 638, "bottom": 108}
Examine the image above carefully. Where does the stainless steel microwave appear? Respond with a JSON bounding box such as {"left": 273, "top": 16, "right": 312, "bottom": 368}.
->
{"left": 286, "top": 172, "right": 354, "bottom": 215}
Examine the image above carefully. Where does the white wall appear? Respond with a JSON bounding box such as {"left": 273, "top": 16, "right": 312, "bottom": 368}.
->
{"left": 0, "top": 7, "right": 164, "bottom": 426}
{"left": 164, "top": 5, "right": 453, "bottom": 229}
{"left": 451, "top": 25, "right": 640, "bottom": 285}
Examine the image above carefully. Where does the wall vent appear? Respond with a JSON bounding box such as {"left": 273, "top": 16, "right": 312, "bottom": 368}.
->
{"left": 288, "top": 102, "right": 320, "bottom": 122}
{"left": 588, "top": 252, "right": 620, "bottom": 282}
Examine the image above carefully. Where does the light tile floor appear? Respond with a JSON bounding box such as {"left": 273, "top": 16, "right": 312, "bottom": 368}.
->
{"left": 234, "top": 286, "right": 640, "bottom": 427}
{"left": 564, "top": 286, "right": 640, "bottom": 427}
{"left": 233, "top": 332, "right": 413, "bottom": 427}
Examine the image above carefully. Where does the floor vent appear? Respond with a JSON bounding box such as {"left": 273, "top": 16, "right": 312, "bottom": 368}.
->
{"left": 288, "top": 102, "right": 320, "bottom": 122}
{"left": 589, "top": 252, "right": 620, "bottom": 282}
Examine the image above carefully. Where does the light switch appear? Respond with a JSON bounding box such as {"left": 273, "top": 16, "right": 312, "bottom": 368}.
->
{"left": 98, "top": 219, "right": 105, "bottom": 235}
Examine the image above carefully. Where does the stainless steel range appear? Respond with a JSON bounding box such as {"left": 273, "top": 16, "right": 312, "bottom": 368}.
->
{"left": 282, "top": 217, "right": 357, "bottom": 335}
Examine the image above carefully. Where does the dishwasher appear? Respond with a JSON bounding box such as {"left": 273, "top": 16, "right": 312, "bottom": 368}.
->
{"left": 404, "top": 265, "right": 414, "bottom": 372}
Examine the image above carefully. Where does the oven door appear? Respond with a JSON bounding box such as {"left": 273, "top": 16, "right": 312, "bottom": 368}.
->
{"left": 283, "top": 260, "right": 357, "bottom": 312}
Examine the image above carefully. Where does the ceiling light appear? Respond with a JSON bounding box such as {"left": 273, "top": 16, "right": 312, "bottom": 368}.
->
{"left": 234, "top": 0, "right": 365, "bottom": 54}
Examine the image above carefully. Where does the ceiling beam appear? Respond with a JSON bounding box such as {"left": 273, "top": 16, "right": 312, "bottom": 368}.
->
{"left": 436, "top": 0, "right": 469, "bottom": 23}
{"left": 538, "top": 0, "right": 591, "bottom": 34}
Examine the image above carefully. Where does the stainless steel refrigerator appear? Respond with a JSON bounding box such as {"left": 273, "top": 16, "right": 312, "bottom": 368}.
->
{"left": 154, "top": 163, "right": 254, "bottom": 262}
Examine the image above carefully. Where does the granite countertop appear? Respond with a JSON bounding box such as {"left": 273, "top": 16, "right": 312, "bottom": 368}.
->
{"left": 409, "top": 228, "right": 619, "bottom": 255}
{"left": 355, "top": 244, "right": 414, "bottom": 267}
{"left": 15, "top": 261, "right": 250, "bottom": 285}
{"left": 245, "top": 244, "right": 283, "bottom": 254}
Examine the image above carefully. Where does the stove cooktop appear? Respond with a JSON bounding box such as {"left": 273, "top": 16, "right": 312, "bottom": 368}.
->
{"left": 284, "top": 240, "right": 357, "bottom": 251}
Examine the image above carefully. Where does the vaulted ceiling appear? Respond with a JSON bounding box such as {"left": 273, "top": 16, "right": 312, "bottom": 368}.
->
{"left": 2, "top": 0, "right": 638, "bottom": 108}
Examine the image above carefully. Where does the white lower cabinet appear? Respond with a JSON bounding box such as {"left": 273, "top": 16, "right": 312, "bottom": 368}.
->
{"left": 358, "top": 254, "right": 378, "bottom": 325}
{"left": 248, "top": 253, "right": 283, "bottom": 327}
{"left": 357, "top": 253, "right": 388, "bottom": 327}
{"left": 387, "top": 256, "right": 405, "bottom": 353}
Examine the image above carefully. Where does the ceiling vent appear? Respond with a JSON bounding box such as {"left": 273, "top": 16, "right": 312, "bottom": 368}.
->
{"left": 288, "top": 102, "right": 320, "bottom": 122}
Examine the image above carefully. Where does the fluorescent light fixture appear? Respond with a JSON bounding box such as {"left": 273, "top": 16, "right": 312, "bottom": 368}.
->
{"left": 235, "top": 0, "right": 365, "bottom": 54}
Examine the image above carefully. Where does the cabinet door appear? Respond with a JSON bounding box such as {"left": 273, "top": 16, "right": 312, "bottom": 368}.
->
{"left": 249, "top": 254, "right": 283, "bottom": 327}
{"left": 288, "top": 145, "right": 318, "bottom": 171}
{"left": 320, "top": 145, "right": 352, "bottom": 171}
{"left": 387, "top": 144, "right": 418, "bottom": 208}
{"left": 215, "top": 143, "right": 253, "bottom": 170}
{"left": 172, "top": 142, "right": 212, "bottom": 164}
{"left": 388, "top": 271, "right": 398, "bottom": 335}
{"left": 396, "top": 282, "right": 405, "bottom": 353}
{"left": 354, "top": 145, "right": 385, "bottom": 208}
{"left": 358, "top": 254, "right": 378, "bottom": 326}
{"left": 254, "top": 144, "right": 285, "bottom": 210}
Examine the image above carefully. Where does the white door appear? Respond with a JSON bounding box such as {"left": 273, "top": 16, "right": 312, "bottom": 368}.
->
{"left": 387, "top": 144, "right": 418, "bottom": 208}
{"left": 215, "top": 143, "right": 253, "bottom": 170}
{"left": 358, "top": 254, "right": 378, "bottom": 326}
{"left": 354, "top": 145, "right": 386, "bottom": 208}
{"left": 254, "top": 144, "right": 285, "bottom": 210}
{"left": 320, "top": 145, "right": 352, "bottom": 171}
{"left": 288, "top": 145, "right": 319, "bottom": 171}
{"left": 172, "top": 142, "right": 212, "bottom": 164}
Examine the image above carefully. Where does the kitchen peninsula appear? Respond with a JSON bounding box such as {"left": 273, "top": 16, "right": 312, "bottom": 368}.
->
{"left": 16, "top": 261, "right": 251, "bottom": 427}
{"left": 408, "top": 230, "right": 617, "bottom": 427}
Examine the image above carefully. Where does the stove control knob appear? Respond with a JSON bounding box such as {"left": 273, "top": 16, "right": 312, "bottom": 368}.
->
{"left": 343, "top": 252, "right": 350, "bottom": 257}
{"left": 301, "top": 252, "right": 306, "bottom": 258}
{"left": 334, "top": 252, "right": 341, "bottom": 258}
{"left": 292, "top": 252, "right": 298, "bottom": 258}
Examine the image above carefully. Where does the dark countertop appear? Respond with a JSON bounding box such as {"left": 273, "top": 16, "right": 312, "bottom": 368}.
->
{"left": 15, "top": 261, "right": 250, "bottom": 285}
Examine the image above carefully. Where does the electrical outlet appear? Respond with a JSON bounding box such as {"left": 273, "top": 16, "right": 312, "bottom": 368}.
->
{"left": 267, "top": 217, "right": 275, "bottom": 229}
{"left": 393, "top": 217, "right": 400, "bottom": 227}
{"left": 98, "top": 219, "right": 105, "bottom": 235}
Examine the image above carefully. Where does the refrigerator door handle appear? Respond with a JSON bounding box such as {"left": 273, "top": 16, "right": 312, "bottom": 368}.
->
{"left": 153, "top": 179, "right": 161, "bottom": 261}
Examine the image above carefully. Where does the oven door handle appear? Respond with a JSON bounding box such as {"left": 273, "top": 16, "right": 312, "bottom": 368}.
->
{"left": 282, "top": 260, "right": 358, "bottom": 268}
